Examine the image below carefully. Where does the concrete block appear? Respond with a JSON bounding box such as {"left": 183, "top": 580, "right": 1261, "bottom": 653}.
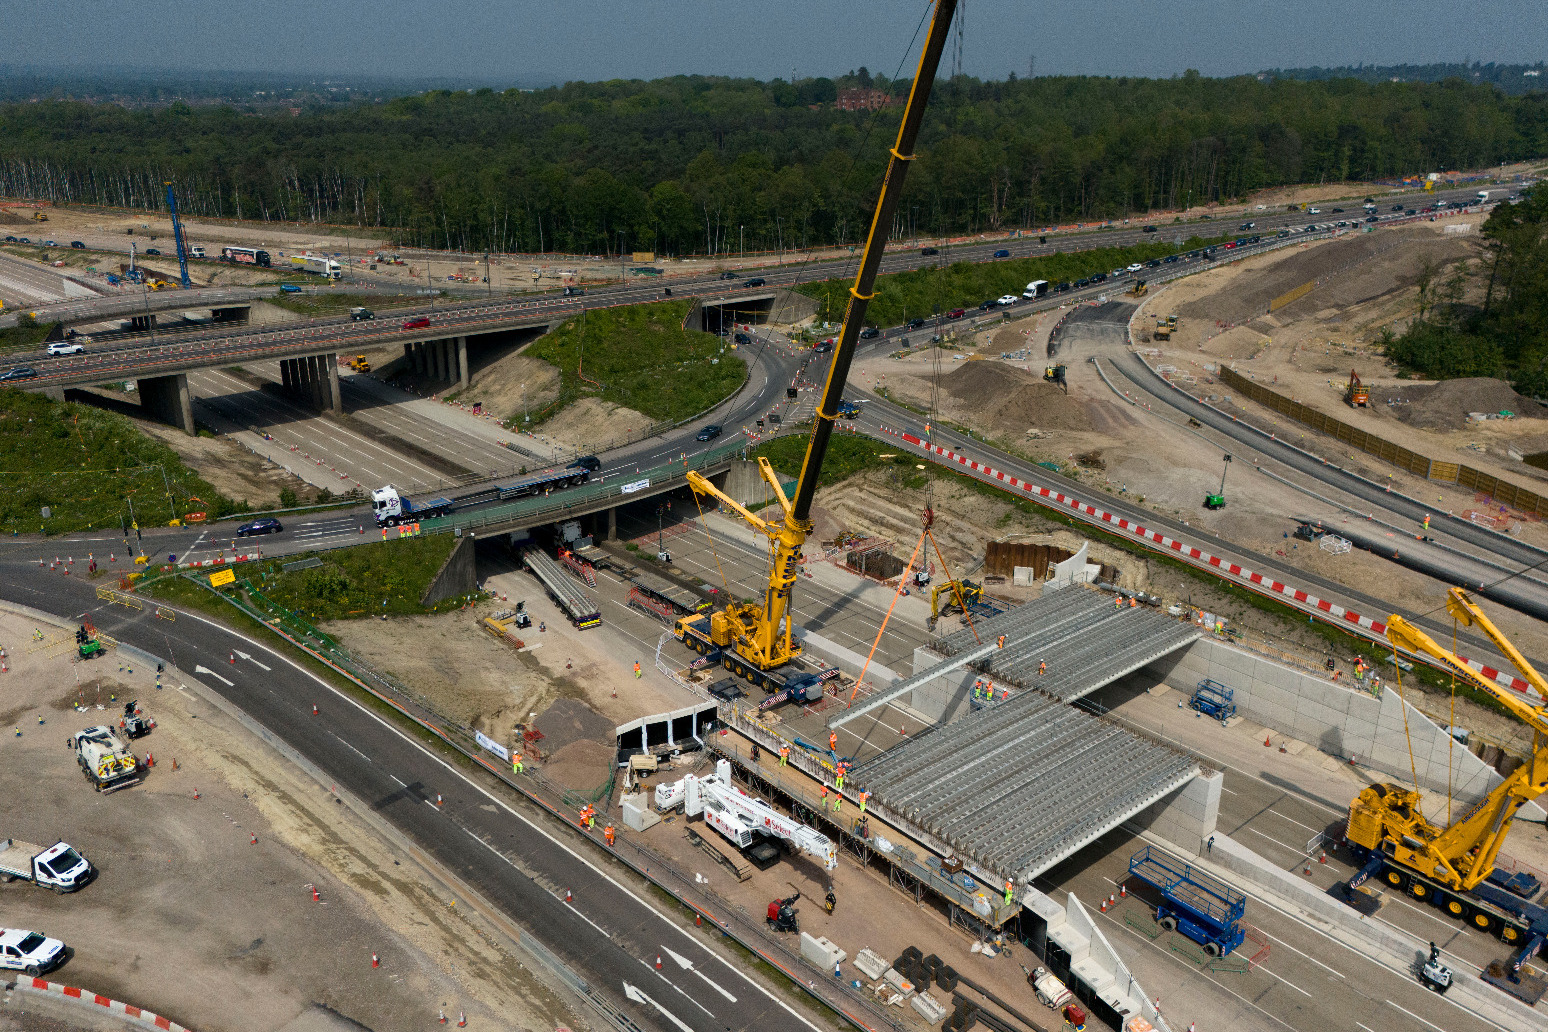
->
{"left": 1070, "top": 956, "right": 1115, "bottom": 995}
{"left": 800, "top": 932, "right": 846, "bottom": 968}
{"left": 911, "top": 992, "right": 949, "bottom": 1024}
{"left": 1048, "top": 920, "right": 1090, "bottom": 963}
{"left": 853, "top": 948, "right": 889, "bottom": 980}
{"left": 1025, "top": 889, "right": 1066, "bottom": 932}
{"left": 881, "top": 968, "right": 916, "bottom": 997}
{"left": 621, "top": 795, "right": 660, "bottom": 832}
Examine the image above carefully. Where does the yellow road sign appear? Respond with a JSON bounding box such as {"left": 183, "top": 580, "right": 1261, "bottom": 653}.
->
{"left": 208, "top": 568, "right": 236, "bottom": 588}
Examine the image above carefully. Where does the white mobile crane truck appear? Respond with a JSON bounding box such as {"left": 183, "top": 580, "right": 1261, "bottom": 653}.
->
{"left": 655, "top": 759, "right": 837, "bottom": 871}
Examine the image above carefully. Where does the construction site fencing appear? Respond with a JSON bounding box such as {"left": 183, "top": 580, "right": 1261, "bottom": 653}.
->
{"left": 1219, "top": 366, "right": 1548, "bottom": 518}
{"left": 167, "top": 573, "right": 906, "bottom": 1032}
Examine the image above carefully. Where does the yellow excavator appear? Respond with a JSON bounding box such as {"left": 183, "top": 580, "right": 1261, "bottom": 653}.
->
{"left": 674, "top": 0, "right": 961, "bottom": 691}
{"left": 1345, "top": 587, "right": 1548, "bottom": 967}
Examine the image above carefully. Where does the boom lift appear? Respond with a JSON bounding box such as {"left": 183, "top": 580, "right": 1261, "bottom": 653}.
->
{"left": 163, "top": 181, "right": 191, "bottom": 290}
{"left": 1345, "top": 587, "right": 1548, "bottom": 968}
{"left": 1345, "top": 369, "right": 1369, "bottom": 407}
{"left": 673, "top": 0, "right": 960, "bottom": 685}
{"left": 655, "top": 759, "right": 837, "bottom": 871}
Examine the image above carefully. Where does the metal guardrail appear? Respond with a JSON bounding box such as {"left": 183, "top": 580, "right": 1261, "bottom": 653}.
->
{"left": 417, "top": 439, "right": 749, "bottom": 534}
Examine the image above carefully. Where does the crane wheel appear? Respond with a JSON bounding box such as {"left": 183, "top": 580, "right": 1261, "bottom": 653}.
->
{"left": 1502, "top": 924, "right": 1523, "bottom": 943}
{"left": 1384, "top": 870, "right": 1408, "bottom": 890}
{"left": 1471, "top": 910, "right": 1497, "bottom": 934}
{"left": 1443, "top": 896, "right": 1465, "bottom": 917}
{"left": 1409, "top": 881, "right": 1429, "bottom": 900}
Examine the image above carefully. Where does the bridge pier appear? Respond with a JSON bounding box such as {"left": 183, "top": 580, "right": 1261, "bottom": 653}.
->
{"left": 456, "top": 336, "right": 469, "bottom": 388}
{"left": 279, "top": 354, "right": 341, "bottom": 414}
{"left": 129, "top": 314, "right": 157, "bottom": 332}
{"left": 137, "top": 372, "right": 194, "bottom": 435}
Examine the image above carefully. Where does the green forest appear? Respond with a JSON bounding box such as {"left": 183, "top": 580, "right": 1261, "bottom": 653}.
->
{"left": 1383, "top": 185, "right": 1548, "bottom": 392}
{"left": 1, "top": 72, "right": 1543, "bottom": 257}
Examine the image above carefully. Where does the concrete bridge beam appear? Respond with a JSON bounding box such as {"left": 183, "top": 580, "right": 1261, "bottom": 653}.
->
{"left": 137, "top": 372, "right": 194, "bottom": 435}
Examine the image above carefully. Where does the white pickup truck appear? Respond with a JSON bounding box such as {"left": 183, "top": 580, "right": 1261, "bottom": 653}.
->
{"left": 0, "top": 928, "right": 69, "bottom": 977}
{"left": 0, "top": 839, "right": 93, "bottom": 892}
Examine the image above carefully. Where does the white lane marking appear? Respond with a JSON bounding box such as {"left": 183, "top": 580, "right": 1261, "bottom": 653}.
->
{"left": 1256, "top": 964, "right": 1313, "bottom": 997}
{"left": 622, "top": 982, "right": 694, "bottom": 1032}
{"left": 559, "top": 897, "right": 613, "bottom": 939}
{"left": 233, "top": 650, "right": 272, "bottom": 671}
{"left": 1387, "top": 895, "right": 1472, "bottom": 934}
{"left": 1247, "top": 827, "right": 1305, "bottom": 855}
{"left": 389, "top": 775, "right": 406, "bottom": 786}
{"left": 1356, "top": 1024, "right": 1376, "bottom": 1032}
{"left": 192, "top": 664, "right": 234, "bottom": 686}
{"left": 662, "top": 945, "right": 738, "bottom": 1002}
{"left": 1257, "top": 929, "right": 1345, "bottom": 979}
{"left": 331, "top": 733, "right": 371, "bottom": 763}
{"left": 165, "top": 607, "right": 825, "bottom": 1032}
{"left": 1385, "top": 999, "right": 1447, "bottom": 1032}
{"left": 639, "top": 957, "right": 715, "bottom": 1018}
{"left": 1266, "top": 808, "right": 1323, "bottom": 835}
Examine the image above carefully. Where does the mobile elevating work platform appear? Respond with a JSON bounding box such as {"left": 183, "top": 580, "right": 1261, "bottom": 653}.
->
{"left": 1128, "top": 844, "right": 1246, "bottom": 957}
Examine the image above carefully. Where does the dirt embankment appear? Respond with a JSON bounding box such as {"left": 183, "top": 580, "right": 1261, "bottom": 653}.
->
{"left": 1371, "top": 377, "right": 1548, "bottom": 429}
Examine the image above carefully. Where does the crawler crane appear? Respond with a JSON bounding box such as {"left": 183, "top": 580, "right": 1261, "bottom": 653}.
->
{"left": 1345, "top": 587, "right": 1548, "bottom": 970}
{"left": 673, "top": 0, "right": 961, "bottom": 687}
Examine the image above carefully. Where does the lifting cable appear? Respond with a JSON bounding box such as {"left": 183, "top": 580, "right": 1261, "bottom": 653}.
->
{"left": 1389, "top": 638, "right": 1426, "bottom": 819}
{"left": 689, "top": 486, "right": 731, "bottom": 594}
{"left": 851, "top": 527, "right": 929, "bottom": 703}
{"left": 1449, "top": 618, "right": 1459, "bottom": 826}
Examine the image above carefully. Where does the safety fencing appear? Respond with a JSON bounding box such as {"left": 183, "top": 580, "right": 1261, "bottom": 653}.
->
{"left": 1218, "top": 366, "right": 1548, "bottom": 518}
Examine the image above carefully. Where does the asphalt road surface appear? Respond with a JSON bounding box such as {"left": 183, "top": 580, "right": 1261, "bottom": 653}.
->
{"left": 0, "top": 563, "right": 825, "bottom": 1032}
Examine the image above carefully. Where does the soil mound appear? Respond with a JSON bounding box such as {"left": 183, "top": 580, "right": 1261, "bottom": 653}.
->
{"left": 1375, "top": 377, "right": 1548, "bottom": 429}
{"left": 939, "top": 361, "right": 1092, "bottom": 433}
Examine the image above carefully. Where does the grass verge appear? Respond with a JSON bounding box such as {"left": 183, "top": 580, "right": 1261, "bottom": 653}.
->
{"left": 267, "top": 292, "right": 424, "bottom": 318}
{"left": 0, "top": 388, "right": 243, "bottom": 535}
{"left": 796, "top": 234, "right": 1233, "bottom": 325}
{"left": 526, "top": 300, "right": 745, "bottom": 424}
{"left": 0, "top": 317, "right": 59, "bottom": 354}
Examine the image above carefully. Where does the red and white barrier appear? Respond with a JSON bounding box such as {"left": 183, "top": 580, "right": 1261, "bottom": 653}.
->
{"left": 881, "top": 426, "right": 1537, "bottom": 698}
{"left": 17, "top": 976, "right": 197, "bottom": 1032}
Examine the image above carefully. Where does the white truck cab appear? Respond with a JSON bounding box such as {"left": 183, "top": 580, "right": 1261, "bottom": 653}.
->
{"left": 0, "top": 839, "right": 93, "bottom": 892}
{"left": 0, "top": 928, "right": 68, "bottom": 976}
{"left": 371, "top": 485, "right": 405, "bottom": 523}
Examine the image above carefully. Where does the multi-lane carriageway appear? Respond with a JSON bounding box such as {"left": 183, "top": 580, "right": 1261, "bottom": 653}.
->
{"left": 2, "top": 183, "right": 1504, "bottom": 393}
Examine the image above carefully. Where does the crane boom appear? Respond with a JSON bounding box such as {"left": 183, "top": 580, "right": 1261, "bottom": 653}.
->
{"left": 164, "top": 181, "right": 191, "bottom": 290}
{"left": 1346, "top": 591, "right": 1548, "bottom": 894}
{"left": 675, "top": 0, "right": 960, "bottom": 679}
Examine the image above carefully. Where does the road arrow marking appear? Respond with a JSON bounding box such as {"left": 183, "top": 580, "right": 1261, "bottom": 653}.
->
{"left": 233, "top": 650, "right": 271, "bottom": 671}
{"left": 661, "top": 946, "right": 737, "bottom": 1002}
{"left": 192, "top": 664, "right": 233, "bottom": 686}
{"left": 622, "top": 982, "right": 693, "bottom": 1032}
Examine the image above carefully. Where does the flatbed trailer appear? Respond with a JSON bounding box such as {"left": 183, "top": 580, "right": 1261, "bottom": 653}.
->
{"left": 522, "top": 550, "right": 601, "bottom": 629}
{"left": 631, "top": 569, "right": 711, "bottom": 617}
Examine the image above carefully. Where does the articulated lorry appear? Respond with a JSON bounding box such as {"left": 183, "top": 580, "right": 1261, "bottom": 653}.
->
{"left": 0, "top": 839, "right": 93, "bottom": 892}
{"left": 290, "top": 253, "right": 342, "bottom": 279}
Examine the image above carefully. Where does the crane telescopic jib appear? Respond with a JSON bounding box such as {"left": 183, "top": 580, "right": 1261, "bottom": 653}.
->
{"left": 673, "top": 0, "right": 962, "bottom": 683}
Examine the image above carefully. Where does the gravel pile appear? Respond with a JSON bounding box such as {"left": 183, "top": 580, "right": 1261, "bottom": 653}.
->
{"left": 1375, "top": 377, "right": 1548, "bottom": 429}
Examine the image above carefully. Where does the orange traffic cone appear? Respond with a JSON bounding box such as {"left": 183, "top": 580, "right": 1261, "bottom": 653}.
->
{"left": 312, "top": 705, "right": 319, "bottom": 716}
{"left": 1263, "top": 734, "right": 1272, "bottom": 747}
{"left": 311, "top": 885, "right": 320, "bottom": 902}
{"left": 457, "top": 1011, "right": 466, "bottom": 1027}
{"left": 1119, "top": 884, "right": 1127, "bottom": 898}
{"left": 695, "top": 913, "right": 702, "bottom": 927}
{"left": 1100, "top": 898, "right": 1108, "bottom": 913}
{"left": 564, "top": 888, "right": 572, "bottom": 903}
{"left": 250, "top": 834, "right": 257, "bottom": 845}
{"left": 372, "top": 952, "right": 379, "bottom": 968}
{"left": 145, "top": 753, "right": 154, "bottom": 768}
{"left": 192, "top": 788, "right": 200, "bottom": 799}
{"left": 438, "top": 1010, "right": 447, "bottom": 1025}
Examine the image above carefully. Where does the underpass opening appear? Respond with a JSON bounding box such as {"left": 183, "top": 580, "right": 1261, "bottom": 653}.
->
{"left": 697, "top": 295, "right": 776, "bottom": 334}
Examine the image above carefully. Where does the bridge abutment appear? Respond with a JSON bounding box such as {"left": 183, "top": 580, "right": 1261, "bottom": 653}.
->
{"left": 279, "top": 354, "right": 341, "bottom": 414}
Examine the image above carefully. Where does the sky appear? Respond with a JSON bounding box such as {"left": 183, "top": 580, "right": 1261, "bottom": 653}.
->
{"left": 17, "top": 0, "right": 1548, "bottom": 84}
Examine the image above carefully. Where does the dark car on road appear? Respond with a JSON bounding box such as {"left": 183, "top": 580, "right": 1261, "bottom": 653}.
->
{"left": 696, "top": 425, "right": 722, "bottom": 442}
{"left": 733, "top": 332, "right": 753, "bottom": 345}
{"left": 993, "top": 249, "right": 1011, "bottom": 258}
{"left": 568, "top": 455, "right": 601, "bottom": 472}
{"left": 350, "top": 307, "right": 374, "bottom": 321}
{"left": 562, "top": 285, "right": 584, "bottom": 296}
{"left": 145, "top": 248, "right": 161, "bottom": 255}
{"left": 905, "top": 317, "right": 926, "bottom": 330}
{"left": 920, "top": 247, "right": 939, "bottom": 256}
{"left": 0, "top": 366, "right": 37, "bottom": 382}
{"left": 1392, "top": 204, "right": 1404, "bottom": 211}
{"left": 1142, "top": 226, "right": 1157, "bottom": 233}
{"left": 719, "top": 271, "right": 738, "bottom": 279}
{"left": 977, "top": 299, "right": 995, "bottom": 310}
{"left": 743, "top": 277, "right": 765, "bottom": 287}
{"left": 402, "top": 316, "right": 431, "bottom": 330}
{"left": 70, "top": 241, "right": 85, "bottom": 249}
{"left": 237, "top": 518, "right": 283, "bottom": 537}
{"left": 859, "top": 326, "right": 879, "bottom": 339}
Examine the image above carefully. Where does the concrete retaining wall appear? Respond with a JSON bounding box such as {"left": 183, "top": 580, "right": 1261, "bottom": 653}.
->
{"left": 1146, "top": 637, "right": 1542, "bottom": 818}
{"left": 420, "top": 533, "right": 476, "bottom": 606}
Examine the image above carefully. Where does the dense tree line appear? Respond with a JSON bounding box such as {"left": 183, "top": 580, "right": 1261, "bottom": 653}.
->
{"left": 0, "top": 72, "right": 1544, "bottom": 257}
{"left": 1383, "top": 186, "right": 1548, "bottom": 390}
{"left": 1266, "top": 62, "right": 1548, "bottom": 96}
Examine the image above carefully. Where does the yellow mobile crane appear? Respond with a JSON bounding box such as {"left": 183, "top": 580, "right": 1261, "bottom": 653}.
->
{"left": 1345, "top": 587, "right": 1548, "bottom": 966}
{"left": 674, "top": 0, "right": 961, "bottom": 690}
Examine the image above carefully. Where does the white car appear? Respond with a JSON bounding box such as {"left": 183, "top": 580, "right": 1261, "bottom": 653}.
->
{"left": 46, "top": 342, "right": 84, "bottom": 356}
{"left": 1308, "top": 207, "right": 1321, "bottom": 215}
{"left": 1126, "top": 263, "right": 1143, "bottom": 273}
{"left": 996, "top": 295, "right": 1020, "bottom": 306}
{"left": 0, "top": 928, "right": 68, "bottom": 976}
